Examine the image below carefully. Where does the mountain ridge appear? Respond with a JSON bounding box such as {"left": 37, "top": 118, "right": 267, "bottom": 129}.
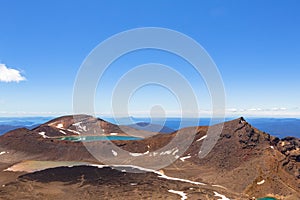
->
{"left": 0, "top": 115, "right": 299, "bottom": 199}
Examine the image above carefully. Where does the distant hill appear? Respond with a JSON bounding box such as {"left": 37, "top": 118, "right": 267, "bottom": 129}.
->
{"left": 0, "top": 124, "right": 40, "bottom": 135}
{"left": 127, "top": 122, "right": 175, "bottom": 133}
{"left": 0, "top": 117, "right": 53, "bottom": 135}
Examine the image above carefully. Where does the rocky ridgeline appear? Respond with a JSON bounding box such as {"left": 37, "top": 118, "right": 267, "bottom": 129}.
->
{"left": 0, "top": 115, "right": 299, "bottom": 199}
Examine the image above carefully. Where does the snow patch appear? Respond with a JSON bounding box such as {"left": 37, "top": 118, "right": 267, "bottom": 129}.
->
{"left": 180, "top": 155, "right": 191, "bottom": 162}
{"left": 130, "top": 150, "right": 149, "bottom": 157}
{"left": 0, "top": 151, "right": 6, "bottom": 155}
{"left": 270, "top": 146, "right": 274, "bottom": 150}
{"left": 168, "top": 190, "right": 187, "bottom": 200}
{"left": 73, "top": 122, "right": 87, "bottom": 132}
{"left": 90, "top": 164, "right": 206, "bottom": 186}
{"left": 214, "top": 192, "right": 230, "bottom": 200}
{"left": 56, "top": 123, "right": 63, "bottom": 129}
{"left": 38, "top": 132, "right": 49, "bottom": 138}
{"left": 80, "top": 126, "right": 87, "bottom": 132}
{"left": 143, "top": 151, "right": 150, "bottom": 155}
{"left": 112, "top": 150, "right": 118, "bottom": 156}
{"left": 172, "top": 149, "right": 179, "bottom": 155}
{"left": 130, "top": 153, "right": 143, "bottom": 157}
{"left": 150, "top": 169, "right": 205, "bottom": 185}
{"left": 197, "top": 135, "right": 207, "bottom": 142}
{"left": 160, "top": 150, "right": 172, "bottom": 155}
{"left": 3, "top": 168, "right": 12, "bottom": 172}
{"left": 67, "top": 129, "right": 81, "bottom": 135}
{"left": 160, "top": 148, "right": 178, "bottom": 155}
{"left": 257, "top": 180, "right": 265, "bottom": 185}
{"left": 59, "top": 130, "right": 67, "bottom": 135}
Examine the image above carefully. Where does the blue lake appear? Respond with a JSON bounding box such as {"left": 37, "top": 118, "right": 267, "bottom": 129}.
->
{"left": 59, "top": 135, "right": 143, "bottom": 142}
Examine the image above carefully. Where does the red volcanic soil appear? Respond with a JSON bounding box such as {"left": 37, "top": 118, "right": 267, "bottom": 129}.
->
{"left": 0, "top": 115, "right": 299, "bottom": 199}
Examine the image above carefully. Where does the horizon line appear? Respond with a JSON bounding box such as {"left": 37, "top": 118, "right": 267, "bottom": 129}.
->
{"left": 0, "top": 114, "right": 299, "bottom": 119}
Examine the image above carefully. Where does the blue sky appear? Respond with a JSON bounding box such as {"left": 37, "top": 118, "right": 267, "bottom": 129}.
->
{"left": 0, "top": 0, "right": 300, "bottom": 117}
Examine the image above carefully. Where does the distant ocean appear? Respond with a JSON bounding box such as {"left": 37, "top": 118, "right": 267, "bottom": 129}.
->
{"left": 0, "top": 117, "right": 299, "bottom": 139}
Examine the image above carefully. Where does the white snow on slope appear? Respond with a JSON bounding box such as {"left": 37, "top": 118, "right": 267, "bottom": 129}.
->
{"left": 0, "top": 151, "right": 6, "bottom": 155}
{"left": 73, "top": 122, "right": 87, "bottom": 132}
{"left": 90, "top": 164, "right": 206, "bottom": 186}
{"left": 38, "top": 132, "right": 49, "bottom": 138}
{"left": 168, "top": 189, "right": 187, "bottom": 200}
{"left": 180, "top": 155, "right": 191, "bottom": 162}
{"left": 257, "top": 180, "right": 265, "bottom": 185}
{"left": 159, "top": 147, "right": 179, "bottom": 155}
{"left": 56, "top": 123, "right": 63, "bottom": 129}
{"left": 67, "top": 129, "right": 81, "bottom": 135}
{"left": 130, "top": 151, "right": 150, "bottom": 157}
{"left": 112, "top": 150, "right": 118, "bottom": 156}
{"left": 197, "top": 135, "right": 207, "bottom": 142}
{"left": 214, "top": 192, "right": 231, "bottom": 200}
{"left": 172, "top": 149, "right": 179, "bottom": 155}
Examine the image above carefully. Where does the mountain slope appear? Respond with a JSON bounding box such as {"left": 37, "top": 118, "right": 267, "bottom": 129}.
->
{"left": 0, "top": 115, "right": 299, "bottom": 199}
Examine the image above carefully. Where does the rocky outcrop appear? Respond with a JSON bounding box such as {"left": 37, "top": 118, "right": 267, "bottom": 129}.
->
{"left": 276, "top": 137, "right": 300, "bottom": 179}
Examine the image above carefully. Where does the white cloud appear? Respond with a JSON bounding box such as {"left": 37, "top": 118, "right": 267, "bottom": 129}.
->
{"left": 225, "top": 107, "right": 300, "bottom": 117}
{"left": 0, "top": 64, "right": 26, "bottom": 83}
{"left": 227, "top": 108, "right": 238, "bottom": 112}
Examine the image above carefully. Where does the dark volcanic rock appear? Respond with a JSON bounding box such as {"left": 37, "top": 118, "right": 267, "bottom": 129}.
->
{"left": 0, "top": 166, "right": 242, "bottom": 200}
{"left": 276, "top": 137, "right": 300, "bottom": 179}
